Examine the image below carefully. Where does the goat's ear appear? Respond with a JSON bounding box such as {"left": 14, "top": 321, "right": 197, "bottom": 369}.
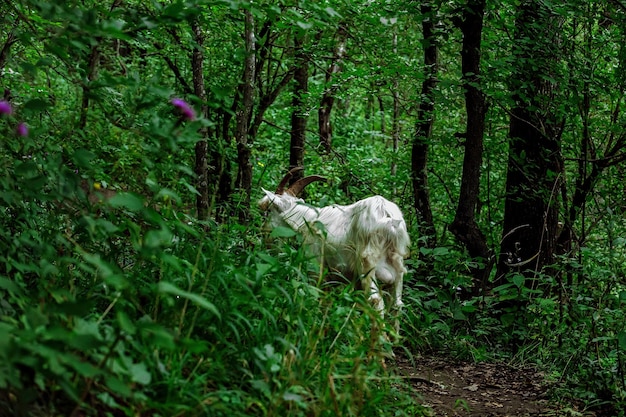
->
{"left": 260, "top": 188, "right": 291, "bottom": 212}
{"left": 258, "top": 188, "right": 272, "bottom": 210}
{"left": 259, "top": 188, "right": 277, "bottom": 209}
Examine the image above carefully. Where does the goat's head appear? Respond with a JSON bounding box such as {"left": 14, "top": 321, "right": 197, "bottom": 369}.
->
{"left": 258, "top": 167, "right": 327, "bottom": 228}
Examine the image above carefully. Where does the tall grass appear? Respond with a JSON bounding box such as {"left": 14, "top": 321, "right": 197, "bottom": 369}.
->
{"left": 0, "top": 116, "right": 427, "bottom": 415}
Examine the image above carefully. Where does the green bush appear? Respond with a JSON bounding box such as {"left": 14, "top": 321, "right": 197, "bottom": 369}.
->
{"left": 0, "top": 96, "right": 426, "bottom": 416}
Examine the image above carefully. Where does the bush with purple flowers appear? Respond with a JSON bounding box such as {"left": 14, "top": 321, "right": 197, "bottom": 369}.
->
{"left": 0, "top": 99, "right": 28, "bottom": 137}
{"left": 171, "top": 97, "right": 196, "bottom": 121}
{"left": 0, "top": 100, "right": 13, "bottom": 115}
{"left": 16, "top": 122, "right": 28, "bottom": 137}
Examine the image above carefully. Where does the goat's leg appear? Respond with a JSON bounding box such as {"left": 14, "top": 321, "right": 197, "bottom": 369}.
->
{"left": 386, "top": 254, "right": 406, "bottom": 335}
{"left": 362, "top": 271, "right": 384, "bottom": 316}
{"left": 390, "top": 272, "right": 404, "bottom": 335}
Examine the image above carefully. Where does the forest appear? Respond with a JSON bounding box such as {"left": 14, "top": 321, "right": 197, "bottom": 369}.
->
{"left": 1, "top": 0, "right": 626, "bottom": 416}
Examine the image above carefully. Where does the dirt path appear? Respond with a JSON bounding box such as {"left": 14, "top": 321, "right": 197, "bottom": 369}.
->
{"left": 394, "top": 354, "right": 562, "bottom": 416}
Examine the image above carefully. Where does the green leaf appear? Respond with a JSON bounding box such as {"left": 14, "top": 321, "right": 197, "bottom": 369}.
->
{"left": 14, "top": 161, "right": 39, "bottom": 178}
{"left": 492, "top": 283, "right": 515, "bottom": 293}
{"left": 72, "top": 148, "right": 97, "bottom": 168}
{"left": 500, "top": 313, "right": 516, "bottom": 326}
{"left": 108, "top": 192, "right": 145, "bottom": 211}
{"left": 0, "top": 322, "right": 15, "bottom": 352}
{"left": 181, "top": 337, "right": 210, "bottom": 354}
{"left": 157, "top": 282, "right": 220, "bottom": 319}
{"left": 117, "top": 311, "right": 136, "bottom": 335}
{"left": 325, "top": 7, "right": 341, "bottom": 17}
{"left": 283, "top": 391, "right": 305, "bottom": 402}
{"left": 129, "top": 362, "right": 151, "bottom": 385}
{"left": 257, "top": 252, "right": 278, "bottom": 264}
{"left": 68, "top": 358, "right": 101, "bottom": 378}
{"left": 81, "top": 253, "right": 123, "bottom": 285}
{"left": 23, "top": 98, "right": 51, "bottom": 112}
{"left": 512, "top": 273, "right": 525, "bottom": 288}
{"left": 251, "top": 379, "right": 271, "bottom": 399}
{"left": 461, "top": 304, "right": 477, "bottom": 313}
{"left": 432, "top": 247, "right": 449, "bottom": 256}
{"left": 256, "top": 263, "right": 273, "bottom": 280}
{"left": 452, "top": 309, "right": 467, "bottom": 320}
{"left": 270, "top": 226, "right": 297, "bottom": 238}
{"left": 143, "top": 227, "right": 173, "bottom": 249}
{"left": 296, "top": 21, "right": 313, "bottom": 29}
{"left": 105, "top": 376, "right": 131, "bottom": 397}
{"left": 419, "top": 247, "right": 432, "bottom": 255}
{"left": 73, "top": 318, "right": 102, "bottom": 340}
{"left": 618, "top": 331, "right": 626, "bottom": 351}
{"left": 139, "top": 323, "right": 176, "bottom": 350}
{"left": 0, "top": 276, "right": 23, "bottom": 296}
{"left": 155, "top": 188, "right": 182, "bottom": 204}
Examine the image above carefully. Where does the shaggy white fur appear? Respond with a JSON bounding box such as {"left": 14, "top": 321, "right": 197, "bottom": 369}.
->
{"left": 259, "top": 187, "right": 410, "bottom": 332}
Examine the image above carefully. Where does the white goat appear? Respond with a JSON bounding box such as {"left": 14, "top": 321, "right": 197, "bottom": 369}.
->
{"left": 258, "top": 168, "right": 410, "bottom": 333}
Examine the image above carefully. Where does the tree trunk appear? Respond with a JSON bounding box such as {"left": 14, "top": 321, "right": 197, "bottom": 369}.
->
{"left": 496, "top": 1, "right": 563, "bottom": 285}
{"left": 448, "top": 0, "right": 491, "bottom": 296}
{"left": 391, "top": 27, "right": 400, "bottom": 188}
{"left": 234, "top": 9, "right": 256, "bottom": 222}
{"left": 191, "top": 19, "right": 210, "bottom": 221}
{"left": 0, "top": 30, "right": 16, "bottom": 72}
{"left": 289, "top": 31, "right": 308, "bottom": 184}
{"left": 411, "top": 3, "right": 437, "bottom": 245}
{"left": 561, "top": 14, "right": 626, "bottom": 256}
{"left": 209, "top": 108, "right": 233, "bottom": 221}
{"left": 377, "top": 95, "right": 386, "bottom": 134}
{"left": 79, "top": 43, "right": 100, "bottom": 129}
{"left": 225, "top": 15, "right": 295, "bottom": 220}
{"left": 318, "top": 26, "right": 347, "bottom": 154}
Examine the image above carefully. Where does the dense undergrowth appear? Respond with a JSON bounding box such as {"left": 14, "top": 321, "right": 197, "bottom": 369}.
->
{"left": 1, "top": 4, "right": 626, "bottom": 412}
{"left": 0, "top": 106, "right": 430, "bottom": 416}
{"left": 2, "top": 94, "right": 626, "bottom": 416}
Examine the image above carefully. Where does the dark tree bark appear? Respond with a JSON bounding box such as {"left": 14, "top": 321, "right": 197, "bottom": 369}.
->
{"left": 0, "top": 30, "right": 16, "bottom": 72}
{"left": 209, "top": 108, "right": 233, "bottom": 221}
{"left": 449, "top": 0, "right": 492, "bottom": 296}
{"left": 245, "top": 18, "right": 290, "bottom": 140}
{"left": 496, "top": 1, "right": 563, "bottom": 284}
{"left": 289, "top": 31, "right": 308, "bottom": 184}
{"left": 377, "top": 95, "right": 386, "bottom": 134}
{"left": 225, "top": 15, "right": 294, "bottom": 220}
{"left": 190, "top": 19, "right": 210, "bottom": 221}
{"left": 247, "top": 18, "right": 294, "bottom": 145}
{"left": 318, "top": 26, "right": 347, "bottom": 154}
{"left": 391, "top": 24, "right": 399, "bottom": 179}
{"left": 234, "top": 9, "right": 256, "bottom": 222}
{"left": 78, "top": 1, "right": 122, "bottom": 129}
{"left": 412, "top": 3, "right": 437, "bottom": 244}
{"left": 78, "top": 43, "right": 100, "bottom": 129}
{"left": 248, "top": 71, "right": 294, "bottom": 141}
{"left": 560, "top": 14, "right": 626, "bottom": 257}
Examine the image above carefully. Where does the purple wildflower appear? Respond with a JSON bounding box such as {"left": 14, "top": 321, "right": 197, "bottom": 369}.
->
{"left": 0, "top": 100, "right": 12, "bottom": 115}
{"left": 171, "top": 98, "right": 196, "bottom": 121}
{"left": 16, "top": 122, "right": 28, "bottom": 137}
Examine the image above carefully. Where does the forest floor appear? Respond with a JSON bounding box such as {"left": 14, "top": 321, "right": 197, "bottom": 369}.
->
{"left": 393, "top": 353, "right": 594, "bottom": 417}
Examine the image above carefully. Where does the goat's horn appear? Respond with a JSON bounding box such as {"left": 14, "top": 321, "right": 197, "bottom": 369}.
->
{"left": 275, "top": 167, "right": 305, "bottom": 195}
{"left": 286, "top": 175, "right": 327, "bottom": 196}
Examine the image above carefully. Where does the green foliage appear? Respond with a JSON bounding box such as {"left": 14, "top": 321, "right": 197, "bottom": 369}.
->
{"left": 3, "top": 0, "right": 626, "bottom": 415}
{"left": 0, "top": 75, "right": 423, "bottom": 416}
